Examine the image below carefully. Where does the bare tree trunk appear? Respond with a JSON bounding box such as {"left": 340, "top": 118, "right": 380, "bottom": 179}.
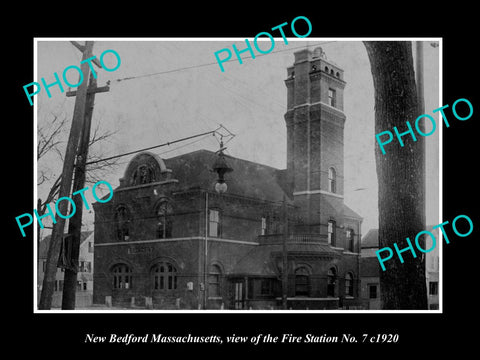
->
{"left": 364, "top": 41, "right": 428, "bottom": 309}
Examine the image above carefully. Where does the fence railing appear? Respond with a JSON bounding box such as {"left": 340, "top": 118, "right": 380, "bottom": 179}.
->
{"left": 257, "top": 233, "right": 329, "bottom": 245}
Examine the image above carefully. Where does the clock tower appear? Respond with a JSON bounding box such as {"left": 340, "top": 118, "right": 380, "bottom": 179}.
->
{"left": 284, "top": 46, "right": 347, "bottom": 245}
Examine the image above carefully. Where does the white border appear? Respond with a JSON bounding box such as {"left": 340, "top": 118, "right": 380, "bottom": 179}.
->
{"left": 33, "top": 37, "right": 443, "bottom": 314}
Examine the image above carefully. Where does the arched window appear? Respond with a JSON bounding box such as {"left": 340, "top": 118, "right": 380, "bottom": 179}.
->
{"left": 295, "top": 267, "right": 310, "bottom": 296}
{"left": 152, "top": 262, "right": 177, "bottom": 290}
{"left": 325, "top": 66, "right": 329, "bottom": 72}
{"left": 156, "top": 200, "right": 173, "bottom": 239}
{"left": 346, "top": 228, "right": 354, "bottom": 252}
{"left": 132, "top": 164, "right": 155, "bottom": 185}
{"left": 336, "top": 71, "right": 340, "bottom": 78}
{"left": 208, "top": 264, "right": 222, "bottom": 297}
{"left": 330, "top": 69, "right": 334, "bottom": 75}
{"left": 328, "top": 219, "right": 336, "bottom": 246}
{"left": 115, "top": 205, "right": 130, "bottom": 241}
{"left": 328, "top": 167, "right": 336, "bottom": 193}
{"left": 345, "top": 272, "right": 354, "bottom": 296}
{"left": 112, "top": 264, "right": 132, "bottom": 289}
{"left": 327, "top": 267, "right": 337, "bottom": 297}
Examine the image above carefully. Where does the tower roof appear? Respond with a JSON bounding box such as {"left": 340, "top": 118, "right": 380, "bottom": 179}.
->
{"left": 39, "top": 230, "right": 93, "bottom": 259}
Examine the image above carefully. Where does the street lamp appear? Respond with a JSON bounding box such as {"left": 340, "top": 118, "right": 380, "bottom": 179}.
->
{"left": 212, "top": 141, "right": 233, "bottom": 194}
{"left": 202, "top": 141, "right": 234, "bottom": 309}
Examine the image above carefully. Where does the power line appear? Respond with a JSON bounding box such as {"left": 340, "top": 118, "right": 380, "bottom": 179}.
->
{"left": 110, "top": 42, "right": 336, "bottom": 83}
{"left": 157, "top": 133, "right": 215, "bottom": 156}
{"left": 85, "top": 129, "right": 217, "bottom": 166}
{"left": 85, "top": 125, "right": 235, "bottom": 166}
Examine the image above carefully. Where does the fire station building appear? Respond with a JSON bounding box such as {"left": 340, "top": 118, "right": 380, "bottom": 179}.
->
{"left": 92, "top": 47, "right": 363, "bottom": 310}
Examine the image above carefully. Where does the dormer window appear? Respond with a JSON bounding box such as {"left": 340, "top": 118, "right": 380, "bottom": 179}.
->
{"left": 132, "top": 164, "right": 155, "bottom": 185}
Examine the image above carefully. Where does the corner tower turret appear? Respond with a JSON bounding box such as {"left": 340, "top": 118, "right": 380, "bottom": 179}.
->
{"left": 284, "top": 46, "right": 347, "bottom": 237}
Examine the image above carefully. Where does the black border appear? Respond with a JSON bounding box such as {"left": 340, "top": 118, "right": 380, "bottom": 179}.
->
{"left": 8, "top": 7, "right": 478, "bottom": 354}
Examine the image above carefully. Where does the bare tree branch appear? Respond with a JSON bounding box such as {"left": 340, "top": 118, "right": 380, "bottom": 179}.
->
{"left": 39, "top": 175, "right": 62, "bottom": 214}
{"left": 37, "top": 114, "right": 67, "bottom": 160}
{"left": 37, "top": 111, "right": 118, "bottom": 213}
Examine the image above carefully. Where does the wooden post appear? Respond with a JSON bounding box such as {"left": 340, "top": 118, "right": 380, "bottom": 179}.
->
{"left": 61, "top": 71, "right": 109, "bottom": 309}
{"left": 39, "top": 41, "right": 94, "bottom": 310}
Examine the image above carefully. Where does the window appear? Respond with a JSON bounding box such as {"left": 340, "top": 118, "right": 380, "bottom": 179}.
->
{"left": 346, "top": 229, "right": 354, "bottom": 252}
{"left": 208, "top": 264, "right": 222, "bottom": 297}
{"left": 77, "top": 281, "right": 82, "bottom": 291}
{"left": 88, "top": 241, "right": 93, "bottom": 253}
{"left": 42, "top": 261, "right": 46, "bottom": 273}
{"left": 295, "top": 267, "right": 310, "bottom": 296}
{"left": 112, "top": 264, "right": 132, "bottom": 289}
{"left": 209, "top": 209, "right": 221, "bottom": 237}
{"left": 260, "top": 278, "right": 274, "bottom": 295}
{"left": 328, "top": 88, "right": 336, "bottom": 107}
{"left": 83, "top": 282, "right": 88, "bottom": 291}
{"left": 54, "top": 280, "right": 64, "bottom": 292}
{"left": 132, "top": 164, "right": 155, "bottom": 185}
{"left": 115, "top": 205, "right": 130, "bottom": 242}
{"left": 152, "top": 262, "right": 177, "bottom": 291}
{"left": 345, "top": 272, "right": 354, "bottom": 297}
{"left": 328, "top": 220, "right": 336, "bottom": 246}
{"left": 368, "top": 284, "right": 378, "bottom": 299}
{"left": 79, "top": 261, "right": 91, "bottom": 273}
{"left": 327, "top": 267, "right": 337, "bottom": 297}
{"left": 261, "top": 217, "right": 267, "bottom": 235}
{"left": 328, "top": 167, "right": 336, "bottom": 193}
{"left": 156, "top": 200, "right": 173, "bottom": 239}
{"left": 429, "top": 281, "right": 438, "bottom": 295}
{"left": 262, "top": 213, "right": 281, "bottom": 235}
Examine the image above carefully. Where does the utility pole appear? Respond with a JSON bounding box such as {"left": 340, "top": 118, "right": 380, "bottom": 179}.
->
{"left": 61, "top": 69, "right": 109, "bottom": 309}
{"left": 282, "top": 196, "right": 288, "bottom": 310}
{"left": 39, "top": 41, "right": 94, "bottom": 310}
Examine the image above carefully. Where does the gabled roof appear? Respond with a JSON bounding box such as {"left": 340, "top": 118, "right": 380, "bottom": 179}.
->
{"left": 39, "top": 231, "right": 93, "bottom": 259}
{"left": 361, "top": 229, "right": 379, "bottom": 249}
{"left": 165, "top": 149, "right": 291, "bottom": 203}
{"left": 343, "top": 204, "right": 363, "bottom": 220}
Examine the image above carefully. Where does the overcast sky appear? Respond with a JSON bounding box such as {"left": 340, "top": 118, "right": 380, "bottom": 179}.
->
{"left": 35, "top": 39, "right": 440, "bottom": 236}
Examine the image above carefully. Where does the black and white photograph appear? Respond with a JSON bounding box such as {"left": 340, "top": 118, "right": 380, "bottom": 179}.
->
{"left": 7, "top": 8, "right": 478, "bottom": 354}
